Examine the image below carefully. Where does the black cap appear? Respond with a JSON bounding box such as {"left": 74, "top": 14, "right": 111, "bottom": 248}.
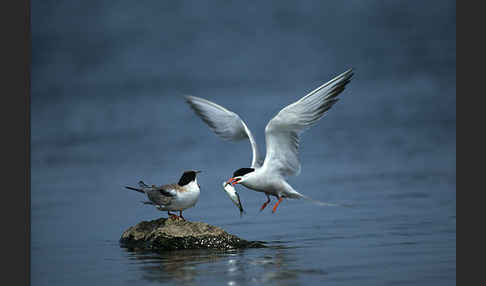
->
{"left": 178, "top": 170, "right": 200, "bottom": 186}
{"left": 232, "top": 168, "right": 255, "bottom": 177}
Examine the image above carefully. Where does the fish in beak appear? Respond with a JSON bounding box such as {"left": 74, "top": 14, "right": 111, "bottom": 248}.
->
{"left": 226, "top": 177, "right": 241, "bottom": 186}
{"left": 222, "top": 181, "right": 245, "bottom": 217}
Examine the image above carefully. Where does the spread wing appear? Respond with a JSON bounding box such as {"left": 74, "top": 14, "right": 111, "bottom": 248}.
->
{"left": 263, "top": 69, "right": 354, "bottom": 177}
{"left": 185, "top": 96, "right": 262, "bottom": 168}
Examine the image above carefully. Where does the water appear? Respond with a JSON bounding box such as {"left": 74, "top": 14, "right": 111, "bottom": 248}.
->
{"left": 31, "top": 3, "right": 455, "bottom": 284}
{"left": 31, "top": 80, "right": 455, "bottom": 285}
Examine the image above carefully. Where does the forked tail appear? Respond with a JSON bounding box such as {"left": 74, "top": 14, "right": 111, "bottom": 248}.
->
{"left": 124, "top": 186, "right": 145, "bottom": 194}
{"left": 284, "top": 183, "right": 352, "bottom": 206}
{"left": 124, "top": 180, "right": 149, "bottom": 194}
{"left": 299, "top": 194, "right": 352, "bottom": 207}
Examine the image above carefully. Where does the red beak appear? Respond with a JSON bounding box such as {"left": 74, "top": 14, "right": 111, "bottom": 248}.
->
{"left": 226, "top": 177, "right": 240, "bottom": 186}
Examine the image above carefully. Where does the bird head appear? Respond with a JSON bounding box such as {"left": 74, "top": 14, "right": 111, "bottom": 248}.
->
{"left": 226, "top": 168, "right": 255, "bottom": 186}
{"left": 178, "top": 170, "right": 202, "bottom": 186}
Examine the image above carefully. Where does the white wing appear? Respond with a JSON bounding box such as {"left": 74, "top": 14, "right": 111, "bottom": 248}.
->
{"left": 185, "top": 96, "right": 262, "bottom": 168}
{"left": 263, "top": 69, "right": 354, "bottom": 176}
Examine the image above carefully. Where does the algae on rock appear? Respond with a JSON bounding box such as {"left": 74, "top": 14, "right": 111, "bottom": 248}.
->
{"left": 120, "top": 217, "right": 266, "bottom": 251}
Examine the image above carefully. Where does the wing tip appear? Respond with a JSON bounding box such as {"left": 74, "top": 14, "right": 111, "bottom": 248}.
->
{"left": 327, "top": 68, "right": 354, "bottom": 95}
{"left": 344, "top": 67, "right": 354, "bottom": 73}
{"left": 183, "top": 95, "right": 196, "bottom": 103}
{"left": 339, "top": 68, "right": 354, "bottom": 81}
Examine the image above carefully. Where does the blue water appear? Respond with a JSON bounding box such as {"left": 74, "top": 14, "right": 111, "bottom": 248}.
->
{"left": 31, "top": 78, "right": 455, "bottom": 285}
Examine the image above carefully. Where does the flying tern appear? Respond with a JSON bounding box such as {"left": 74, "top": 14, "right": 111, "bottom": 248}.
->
{"left": 185, "top": 69, "right": 353, "bottom": 213}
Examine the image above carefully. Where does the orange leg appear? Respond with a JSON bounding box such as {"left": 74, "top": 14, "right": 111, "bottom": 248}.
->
{"left": 272, "top": 197, "right": 283, "bottom": 213}
{"left": 260, "top": 195, "right": 271, "bottom": 212}
{"left": 168, "top": 211, "right": 179, "bottom": 219}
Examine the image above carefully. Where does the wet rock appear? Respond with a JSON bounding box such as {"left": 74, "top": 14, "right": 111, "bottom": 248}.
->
{"left": 120, "top": 217, "right": 266, "bottom": 251}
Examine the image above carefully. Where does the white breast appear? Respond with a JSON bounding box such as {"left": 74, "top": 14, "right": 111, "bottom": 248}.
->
{"left": 171, "top": 179, "right": 200, "bottom": 210}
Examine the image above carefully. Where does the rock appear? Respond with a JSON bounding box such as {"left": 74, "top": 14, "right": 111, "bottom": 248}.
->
{"left": 120, "top": 217, "right": 266, "bottom": 251}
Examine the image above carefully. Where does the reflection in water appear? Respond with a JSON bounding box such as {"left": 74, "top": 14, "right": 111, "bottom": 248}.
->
{"left": 122, "top": 244, "right": 327, "bottom": 286}
{"left": 249, "top": 246, "right": 327, "bottom": 286}
{"left": 124, "top": 248, "right": 227, "bottom": 285}
{"left": 251, "top": 247, "right": 300, "bottom": 286}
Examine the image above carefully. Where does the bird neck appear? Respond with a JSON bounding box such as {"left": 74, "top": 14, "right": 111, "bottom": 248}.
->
{"left": 183, "top": 179, "right": 199, "bottom": 192}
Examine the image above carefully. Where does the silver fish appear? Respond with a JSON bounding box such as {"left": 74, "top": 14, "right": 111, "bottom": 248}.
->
{"left": 222, "top": 181, "right": 245, "bottom": 216}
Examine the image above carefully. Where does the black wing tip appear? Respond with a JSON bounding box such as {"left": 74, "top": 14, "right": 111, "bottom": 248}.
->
{"left": 184, "top": 95, "right": 202, "bottom": 108}
{"left": 335, "top": 68, "right": 354, "bottom": 84}
{"left": 343, "top": 67, "right": 354, "bottom": 74}
{"left": 340, "top": 68, "right": 354, "bottom": 81}
{"left": 184, "top": 97, "right": 206, "bottom": 114}
{"left": 330, "top": 69, "right": 354, "bottom": 94}
{"left": 184, "top": 96, "right": 195, "bottom": 106}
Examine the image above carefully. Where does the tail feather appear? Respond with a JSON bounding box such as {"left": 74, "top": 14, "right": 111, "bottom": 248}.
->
{"left": 299, "top": 194, "right": 352, "bottom": 207}
{"left": 138, "top": 181, "right": 149, "bottom": 188}
{"left": 284, "top": 185, "right": 350, "bottom": 207}
{"left": 125, "top": 186, "right": 145, "bottom": 194}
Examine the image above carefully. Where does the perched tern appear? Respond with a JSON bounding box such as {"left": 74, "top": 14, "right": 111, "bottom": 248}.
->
{"left": 185, "top": 69, "right": 353, "bottom": 213}
{"left": 125, "top": 170, "right": 201, "bottom": 220}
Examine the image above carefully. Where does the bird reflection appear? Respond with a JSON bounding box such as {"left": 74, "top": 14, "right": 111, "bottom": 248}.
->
{"left": 250, "top": 247, "right": 300, "bottom": 286}
{"left": 123, "top": 247, "right": 237, "bottom": 285}
{"left": 249, "top": 244, "right": 328, "bottom": 285}
{"left": 122, "top": 244, "right": 326, "bottom": 285}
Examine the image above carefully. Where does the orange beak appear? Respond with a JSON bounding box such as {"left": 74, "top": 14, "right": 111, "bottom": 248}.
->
{"left": 226, "top": 177, "right": 240, "bottom": 186}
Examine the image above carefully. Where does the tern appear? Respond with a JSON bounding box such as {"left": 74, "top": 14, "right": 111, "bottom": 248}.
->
{"left": 125, "top": 170, "right": 201, "bottom": 220}
{"left": 185, "top": 69, "right": 353, "bottom": 213}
